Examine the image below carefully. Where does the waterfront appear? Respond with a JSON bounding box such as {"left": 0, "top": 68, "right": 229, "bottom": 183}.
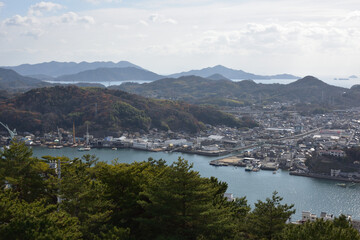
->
{"left": 32, "top": 147, "right": 360, "bottom": 221}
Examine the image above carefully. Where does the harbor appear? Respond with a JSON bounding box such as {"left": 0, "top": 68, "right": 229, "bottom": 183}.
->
{"left": 210, "top": 155, "right": 279, "bottom": 171}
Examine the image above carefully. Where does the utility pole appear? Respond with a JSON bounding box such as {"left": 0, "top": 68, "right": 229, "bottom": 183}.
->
{"left": 56, "top": 158, "right": 62, "bottom": 204}
{"left": 73, "top": 122, "right": 76, "bottom": 144}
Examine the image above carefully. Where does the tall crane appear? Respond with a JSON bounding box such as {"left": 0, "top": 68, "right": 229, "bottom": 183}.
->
{"left": 0, "top": 121, "right": 17, "bottom": 140}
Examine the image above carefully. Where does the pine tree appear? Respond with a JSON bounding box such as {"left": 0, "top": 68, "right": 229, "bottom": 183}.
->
{"left": 59, "top": 155, "right": 113, "bottom": 239}
{"left": 247, "top": 191, "right": 295, "bottom": 240}
{"left": 0, "top": 141, "right": 52, "bottom": 202}
{"left": 0, "top": 191, "right": 82, "bottom": 239}
{"left": 137, "top": 157, "right": 234, "bottom": 240}
{"left": 281, "top": 215, "right": 360, "bottom": 240}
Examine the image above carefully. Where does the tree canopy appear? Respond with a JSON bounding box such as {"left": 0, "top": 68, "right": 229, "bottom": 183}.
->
{"left": 0, "top": 141, "right": 359, "bottom": 239}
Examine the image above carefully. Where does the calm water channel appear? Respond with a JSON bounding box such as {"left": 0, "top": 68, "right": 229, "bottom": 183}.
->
{"left": 32, "top": 147, "right": 360, "bottom": 221}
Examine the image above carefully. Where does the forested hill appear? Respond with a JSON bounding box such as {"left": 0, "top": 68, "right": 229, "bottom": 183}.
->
{"left": 116, "top": 75, "right": 360, "bottom": 107}
{"left": 0, "top": 68, "right": 52, "bottom": 92}
{"left": 0, "top": 86, "right": 257, "bottom": 134}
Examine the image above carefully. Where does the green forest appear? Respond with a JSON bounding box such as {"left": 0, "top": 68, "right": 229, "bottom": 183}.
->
{"left": 0, "top": 141, "right": 359, "bottom": 240}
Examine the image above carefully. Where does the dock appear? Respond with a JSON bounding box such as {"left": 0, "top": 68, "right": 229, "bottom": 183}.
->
{"left": 209, "top": 155, "right": 246, "bottom": 167}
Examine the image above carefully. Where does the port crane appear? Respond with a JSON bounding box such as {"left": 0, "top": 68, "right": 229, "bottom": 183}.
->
{"left": 0, "top": 121, "right": 17, "bottom": 140}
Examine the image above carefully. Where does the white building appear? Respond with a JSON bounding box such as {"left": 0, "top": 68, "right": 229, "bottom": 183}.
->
{"left": 302, "top": 211, "right": 317, "bottom": 222}
{"left": 224, "top": 193, "right": 235, "bottom": 202}
{"left": 330, "top": 169, "right": 341, "bottom": 177}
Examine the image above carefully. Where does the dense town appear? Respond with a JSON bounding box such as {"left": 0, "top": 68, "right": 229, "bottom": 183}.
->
{"left": 2, "top": 102, "right": 360, "bottom": 184}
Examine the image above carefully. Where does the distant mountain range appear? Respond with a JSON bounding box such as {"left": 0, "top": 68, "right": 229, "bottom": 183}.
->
{"left": 3, "top": 61, "right": 299, "bottom": 82}
{"left": 206, "top": 73, "right": 230, "bottom": 81}
{"left": 56, "top": 67, "right": 164, "bottom": 82}
{"left": 3, "top": 61, "right": 142, "bottom": 77}
{"left": 0, "top": 68, "right": 52, "bottom": 92}
{"left": 169, "top": 65, "right": 300, "bottom": 80}
{"left": 4, "top": 60, "right": 360, "bottom": 111}
{"left": 0, "top": 68, "right": 105, "bottom": 93}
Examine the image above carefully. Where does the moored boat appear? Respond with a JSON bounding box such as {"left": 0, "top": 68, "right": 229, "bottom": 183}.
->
{"left": 78, "top": 146, "right": 91, "bottom": 151}
{"left": 245, "top": 164, "right": 254, "bottom": 171}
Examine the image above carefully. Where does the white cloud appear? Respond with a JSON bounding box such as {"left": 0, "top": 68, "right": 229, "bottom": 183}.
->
{"left": 4, "top": 15, "right": 38, "bottom": 26}
{"left": 22, "top": 28, "right": 45, "bottom": 38}
{"left": 147, "top": 13, "right": 178, "bottom": 24}
{"left": 0, "top": 2, "right": 4, "bottom": 8}
{"left": 139, "top": 20, "right": 148, "bottom": 26}
{"left": 148, "top": 14, "right": 159, "bottom": 22}
{"left": 163, "top": 18, "right": 177, "bottom": 24}
{"left": 84, "top": 0, "right": 122, "bottom": 4}
{"left": 29, "top": 2, "right": 64, "bottom": 16}
{"left": 60, "top": 12, "right": 95, "bottom": 24}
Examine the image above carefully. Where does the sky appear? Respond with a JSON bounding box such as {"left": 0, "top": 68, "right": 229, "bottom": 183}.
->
{"left": 0, "top": 0, "right": 359, "bottom": 76}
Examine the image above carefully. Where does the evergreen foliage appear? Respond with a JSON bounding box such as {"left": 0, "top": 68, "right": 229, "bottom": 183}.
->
{"left": 247, "top": 191, "right": 295, "bottom": 240}
{"left": 281, "top": 215, "right": 360, "bottom": 240}
{"left": 0, "top": 142, "right": 359, "bottom": 239}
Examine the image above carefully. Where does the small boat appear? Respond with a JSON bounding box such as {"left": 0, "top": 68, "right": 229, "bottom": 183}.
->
{"left": 48, "top": 145, "right": 63, "bottom": 149}
{"left": 273, "top": 171, "right": 277, "bottom": 174}
{"left": 112, "top": 147, "right": 117, "bottom": 150}
{"left": 252, "top": 168, "right": 260, "bottom": 172}
{"left": 245, "top": 164, "right": 254, "bottom": 171}
{"left": 78, "top": 146, "right": 91, "bottom": 151}
{"left": 336, "top": 183, "right": 346, "bottom": 188}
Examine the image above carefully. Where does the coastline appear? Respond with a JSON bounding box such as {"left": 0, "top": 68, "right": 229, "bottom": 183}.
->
{"left": 289, "top": 171, "right": 360, "bottom": 183}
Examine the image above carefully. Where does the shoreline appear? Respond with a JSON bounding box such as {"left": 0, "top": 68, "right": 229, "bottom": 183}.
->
{"left": 30, "top": 144, "right": 234, "bottom": 157}
{"left": 289, "top": 171, "right": 360, "bottom": 183}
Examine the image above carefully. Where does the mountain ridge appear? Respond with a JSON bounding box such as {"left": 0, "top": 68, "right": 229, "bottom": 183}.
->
{"left": 116, "top": 75, "right": 360, "bottom": 108}
{"left": 169, "top": 65, "right": 300, "bottom": 80}
{"left": 55, "top": 67, "right": 164, "bottom": 82}
{"left": 4, "top": 61, "right": 300, "bottom": 81}
{"left": 0, "top": 68, "right": 52, "bottom": 92}
{"left": 3, "top": 61, "right": 143, "bottom": 77}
